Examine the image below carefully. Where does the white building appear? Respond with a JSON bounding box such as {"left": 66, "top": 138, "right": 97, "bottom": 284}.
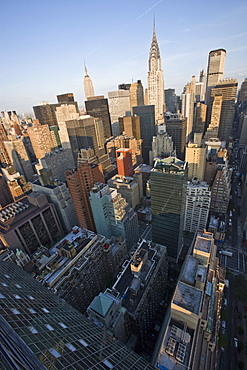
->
{"left": 184, "top": 178, "right": 211, "bottom": 233}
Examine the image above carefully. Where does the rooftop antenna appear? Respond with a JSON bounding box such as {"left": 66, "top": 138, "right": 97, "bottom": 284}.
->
{"left": 84, "top": 60, "right": 88, "bottom": 76}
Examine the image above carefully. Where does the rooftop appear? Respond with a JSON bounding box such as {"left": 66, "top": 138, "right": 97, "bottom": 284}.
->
{"left": 173, "top": 282, "right": 202, "bottom": 315}
{"left": 194, "top": 234, "right": 212, "bottom": 254}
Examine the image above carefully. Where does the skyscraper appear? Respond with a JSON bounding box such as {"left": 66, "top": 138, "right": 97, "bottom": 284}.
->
{"left": 85, "top": 95, "right": 112, "bottom": 139}
{"left": 205, "top": 49, "right": 226, "bottom": 106}
{"left": 65, "top": 161, "right": 104, "bottom": 231}
{"left": 90, "top": 183, "right": 139, "bottom": 250}
{"left": 116, "top": 148, "right": 133, "bottom": 177}
{"left": 210, "top": 78, "right": 238, "bottom": 142}
{"left": 27, "top": 120, "right": 55, "bottom": 159}
{"left": 133, "top": 105, "right": 155, "bottom": 164}
{"left": 147, "top": 24, "right": 165, "bottom": 124}
{"left": 0, "top": 262, "right": 154, "bottom": 370}
{"left": 151, "top": 157, "right": 188, "bottom": 261}
{"left": 205, "top": 49, "right": 226, "bottom": 126}
{"left": 165, "top": 113, "right": 187, "bottom": 160}
{"left": 83, "top": 63, "right": 95, "bottom": 100}
{"left": 129, "top": 80, "right": 144, "bottom": 112}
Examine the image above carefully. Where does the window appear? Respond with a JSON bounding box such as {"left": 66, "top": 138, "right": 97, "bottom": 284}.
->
{"left": 49, "top": 348, "right": 61, "bottom": 358}
{"left": 78, "top": 339, "right": 88, "bottom": 347}
{"left": 28, "top": 326, "right": 38, "bottom": 334}
{"left": 42, "top": 308, "right": 49, "bottom": 313}
{"left": 65, "top": 343, "right": 76, "bottom": 352}
{"left": 0, "top": 293, "right": 5, "bottom": 299}
{"left": 14, "top": 295, "right": 21, "bottom": 299}
{"left": 28, "top": 308, "right": 36, "bottom": 314}
{"left": 2, "top": 283, "right": 8, "bottom": 287}
{"left": 11, "top": 308, "right": 20, "bottom": 314}
{"left": 29, "top": 295, "right": 35, "bottom": 300}
{"left": 45, "top": 324, "right": 54, "bottom": 331}
{"left": 59, "top": 322, "right": 67, "bottom": 329}
{"left": 15, "top": 284, "right": 21, "bottom": 289}
{"left": 4, "top": 274, "right": 10, "bottom": 278}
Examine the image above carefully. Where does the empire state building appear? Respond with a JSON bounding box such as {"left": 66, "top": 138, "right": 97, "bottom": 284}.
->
{"left": 147, "top": 25, "right": 165, "bottom": 124}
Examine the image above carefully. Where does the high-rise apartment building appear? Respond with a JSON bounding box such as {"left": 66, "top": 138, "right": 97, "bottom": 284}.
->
{"left": 0, "top": 171, "right": 13, "bottom": 209}
{"left": 205, "top": 49, "right": 226, "bottom": 107}
{"left": 210, "top": 78, "right": 238, "bottom": 142}
{"left": 65, "top": 115, "right": 113, "bottom": 175}
{"left": 239, "top": 78, "right": 247, "bottom": 103}
{"left": 38, "top": 228, "right": 126, "bottom": 314}
{"left": 107, "top": 173, "right": 143, "bottom": 209}
{"left": 0, "top": 261, "right": 154, "bottom": 370}
{"left": 165, "top": 88, "right": 176, "bottom": 113}
{"left": 116, "top": 148, "right": 133, "bottom": 177}
{"left": 33, "top": 95, "right": 79, "bottom": 126}
{"left": 95, "top": 239, "right": 168, "bottom": 351}
{"left": 118, "top": 115, "right": 141, "bottom": 139}
{"left": 185, "top": 141, "right": 206, "bottom": 181}
{"left": 0, "top": 193, "right": 63, "bottom": 255}
{"left": 83, "top": 64, "right": 95, "bottom": 100}
{"left": 4, "top": 137, "right": 35, "bottom": 182}
{"left": 106, "top": 134, "right": 143, "bottom": 167}
{"left": 56, "top": 92, "right": 75, "bottom": 104}
{"left": 129, "top": 80, "right": 144, "bottom": 112}
{"left": 203, "top": 94, "right": 223, "bottom": 140}
{"left": 181, "top": 76, "right": 196, "bottom": 142}
{"left": 65, "top": 162, "right": 104, "bottom": 231}
{"left": 133, "top": 105, "right": 155, "bottom": 164}
{"left": 165, "top": 113, "right": 187, "bottom": 160}
{"left": 147, "top": 25, "right": 165, "bottom": 124}
{"left": 27, "top": 120, "right": 55, "bottom": 159}
{"left": 154, "top": 230, "right": 225, "bottom": 370}
{"left": 108, "top": 89, "right": 131, "bottom": 135}
{"left": 194, "top": 102, "right": 207, "bottom": 135}
{"left": 151, "top": 157, "right": 188, "bottom": 260}
{"left": 210, "top": 156, "right": 232, "bottom": 215}
{"left": 90, "top": 183, "right": 139, "bottom": 250}
{"left": 32, "top": 180, "right": 78, "bottom": 233}
{"left": 85, "top": 95, "right": 112, "bottom": 139}
{"left": 150, "top": 124, "right": 173, "bottom": 164}
{"left": 184, "top": 178, "right": 211, "bottom": 233}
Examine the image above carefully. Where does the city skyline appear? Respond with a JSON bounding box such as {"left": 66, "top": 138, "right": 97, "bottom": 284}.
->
{"left": 1, "top": 0, "right": 247, "bottom": 114}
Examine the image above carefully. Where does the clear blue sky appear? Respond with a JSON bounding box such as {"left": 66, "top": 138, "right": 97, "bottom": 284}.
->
{"left": 1, "top": 0, "right": 247, "bottom": 114}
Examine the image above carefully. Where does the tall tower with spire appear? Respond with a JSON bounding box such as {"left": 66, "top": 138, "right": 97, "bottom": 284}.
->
{"left": 84, "top": 63, "right": 95, "bottom": 100}
{"left": 147, "top": 22, "right": 165, "bottom": 124}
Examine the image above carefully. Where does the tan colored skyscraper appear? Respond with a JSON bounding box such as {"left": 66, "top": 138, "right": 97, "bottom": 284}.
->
{"left": 147, "top": 25, "right": 165, "bottom": 124}
{"left": 210, "top": 78, "right": 238, "bottom": 142}
{"left": 83, "top": 64, "right": 95, "bottom": 100}
{"left": 203, "top": 94, "right": 223, "bottom": 141}
{"left": 27, "top": 120, "right": 54, "bottom": 159}
{"left": 194, "top": 102, "right": 207, "bottom": 135}
{"left": 185, "top": 142, "right": 206, "bottom": 181}
{"left": 129, "top": 80, "right": 144, "bottom": 112}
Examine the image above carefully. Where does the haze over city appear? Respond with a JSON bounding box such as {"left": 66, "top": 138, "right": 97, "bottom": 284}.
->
{"left": 1, "top": 0, "right": 247, "bottom": 114}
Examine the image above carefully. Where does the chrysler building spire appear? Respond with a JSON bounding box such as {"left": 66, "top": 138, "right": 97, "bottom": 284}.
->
{"left": 83, "top": 62, "right": 95, "bottom": 100}
{"left": 147, "top": 23, "right": 165, "bottom": 124}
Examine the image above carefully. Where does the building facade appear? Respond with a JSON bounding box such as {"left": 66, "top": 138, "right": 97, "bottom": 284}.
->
{"left": 184, "top": 179, "right": 211, "bottom": 233}
{"left": 151, "top": 157, "right": 188, "bottom": 261}
{"left": 90, "top": 183, "right": 139, "bottom": 250}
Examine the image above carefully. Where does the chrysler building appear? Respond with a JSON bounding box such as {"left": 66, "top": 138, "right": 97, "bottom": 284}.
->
{"left": 147, "top": 24, "right": 165, "bottom": 124}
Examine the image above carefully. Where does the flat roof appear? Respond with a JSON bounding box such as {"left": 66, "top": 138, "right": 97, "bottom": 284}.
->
{"left": 194, "top": 236, "right": 212, "bottom": 254}
{"left": 181, "top": 256, "right": 198, "bottom": 285}
{"left": 173, "top": 282, "right": 202, "bottom": 315}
